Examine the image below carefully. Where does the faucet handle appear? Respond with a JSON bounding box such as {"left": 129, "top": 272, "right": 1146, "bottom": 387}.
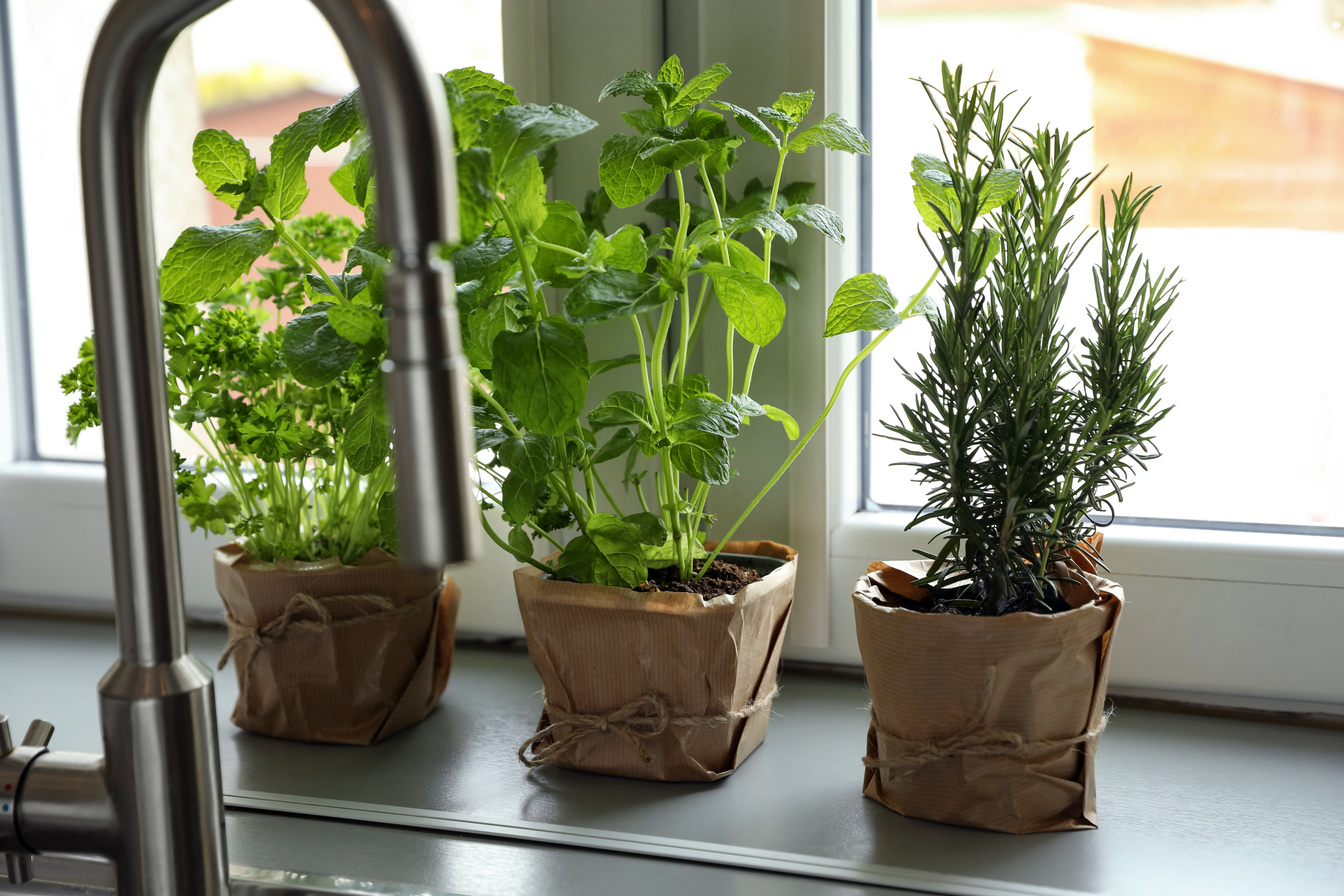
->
{"left": 21, "top": 721, "right": 53, "bottom": 749}
{"left": 1, "top": 716, "right": 53, "bottom": 884}
{"left": 5, "top": 852, "right": 33, "bottom": 886}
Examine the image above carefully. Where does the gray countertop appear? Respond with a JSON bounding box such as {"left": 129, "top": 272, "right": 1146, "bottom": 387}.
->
{"left": 2, "top": 613, "right": 1342, "bottom": 895}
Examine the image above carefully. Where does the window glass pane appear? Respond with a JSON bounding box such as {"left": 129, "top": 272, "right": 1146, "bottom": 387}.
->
{"left": 866, "top": 0, "right": 1344, "bottom": 530}
{"left": 11, "top": 0, "right": 502, "bottom": 461}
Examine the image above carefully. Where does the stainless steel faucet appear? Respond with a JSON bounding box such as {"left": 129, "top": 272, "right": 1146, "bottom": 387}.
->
{"left": 0, "top": 0, "right": 476, "bottom": 892}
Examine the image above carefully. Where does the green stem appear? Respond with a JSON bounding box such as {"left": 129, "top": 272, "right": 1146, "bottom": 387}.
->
{"left": 469, "top": 372, "right": 521, "bottom": 437}
{"left": 725, "top": 325, "right": 735, "bottom": 397}
{"left": 698, "top": 327, "right": 895, "bottom": 577}
{"left": 630, "top": 315, "right": 659, "bottom": 426}
{"left": 263, "top": 207, "right": 343, "bottom": 301}
{"left": 741, "top": 344, "right": 761, "bottom": 395}
{"left": 531, "top": 238, "right": 587, "bottom": 260}
{"left": 494, "top": 198, "right": 547, "bottom": 317}
{"left": 479, "top": 505, "right": 550, "bottom": 573}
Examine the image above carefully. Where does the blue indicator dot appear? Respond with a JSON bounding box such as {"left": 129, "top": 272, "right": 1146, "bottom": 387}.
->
{"left": 1, "top": 804, "right": 8, "bottom": 812}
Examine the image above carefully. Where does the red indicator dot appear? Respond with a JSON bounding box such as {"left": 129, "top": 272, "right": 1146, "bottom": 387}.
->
{"left": 2, "top": 784, "right": 10, "bottom": 791}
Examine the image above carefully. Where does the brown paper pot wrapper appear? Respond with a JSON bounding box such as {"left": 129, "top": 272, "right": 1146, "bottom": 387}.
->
{"left": 853, "top": 559, "right": 1123, "bottom": 833}
{"left": 214, "top": 544, "right": 461, "bottom": 745}
{"left": 514, "top": 540, "right": 797, "bottom": 782}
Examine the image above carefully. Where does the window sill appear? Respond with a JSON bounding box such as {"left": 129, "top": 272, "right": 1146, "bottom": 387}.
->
{"left": 4, "top": 614, "right": 1341, "bottom": 896}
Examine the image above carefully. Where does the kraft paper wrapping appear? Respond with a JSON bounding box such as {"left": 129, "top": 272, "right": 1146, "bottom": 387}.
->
{"left": 214, "top": 544, "right": 461, "bottom": 746}
{"left": 853, "top": 558, "right": 1122, "bottom": 833}
{"left": 514, "top": 540, "right": 797, "bottom": 782}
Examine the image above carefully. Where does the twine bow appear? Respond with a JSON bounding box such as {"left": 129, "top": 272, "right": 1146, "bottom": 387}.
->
{"left": 862, "top": 705, "right": 1110, "bottom": 775}
{"left": 218, "top": 589, "right": 434, "bottom": 710}
{"left": 518, "top": 686, "right": 780, "bottom": 770}
{"left": 862, "top": 664, "right": 1110, "bottom": 774}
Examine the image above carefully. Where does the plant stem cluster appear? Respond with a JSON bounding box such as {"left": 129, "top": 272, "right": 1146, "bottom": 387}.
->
{"left": 883, "top": 64, "right": 1177, "bottom": 615}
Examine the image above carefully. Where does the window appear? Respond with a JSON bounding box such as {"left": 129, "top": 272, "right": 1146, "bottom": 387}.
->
{"left": 864, "top": 0, "right": 1344, "bottom": 533}
{"left": 0, "top": 0, "right": 1338, "bottom": 709}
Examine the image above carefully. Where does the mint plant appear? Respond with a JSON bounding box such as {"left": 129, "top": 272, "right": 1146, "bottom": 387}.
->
{"left": 62, "top": 71, "right": 506, "bottom": 565}
{"left": 880, "top": 64, "right": 1177, "bottom": 615}
{"left": 457, "top": 57, "right": 922, "bottom": 588}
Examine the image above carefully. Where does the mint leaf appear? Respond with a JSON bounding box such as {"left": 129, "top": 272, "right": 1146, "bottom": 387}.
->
{"left": 501, "top": 473, "right": 544, "bottom": 524}
{"left": 464, "top": 292, "right": 526, "bottom": 371}
{"left": 622, "top": 511, "right": 667, "bottom": 546}
{"left": 731, "top": 393, "right": 766, "bottom": 418}
{"left": 621, "top": 109, "right": 662, "bottom": 133}
{"left": 969, "top": 227, "right": 1001, "bottom": 279}
{"left": 588, "top": 391, "right": 653, "bottom": 431}
{"left": 701, "top": 261, "right": 785, "bottom": 346}
{"left": 781, "top": 181, "right": 816, "bottom": 206}
{"left": 824, "top": 272, "right": 902, "bottom": 337}
{"left": 281, "top": 302, "right": 362, "bottom": 386}
{"left": 980, "top": 167, "right": 1023, "bottom": 215}
{"left": 709, "top": 101, "right": 778, "bottom": 147}
{"left": 607, "top": 225, "right": 648, "bottom": 273}
{"left": 669, "top": 62, "right": 731, "bottom": 121}
{"left": 329, "top": 133, "right": 372, "bottom": 208}
{"left": 564, "top": 269, "right": 663, "bottom": 324}
{"left": 590, "top": 354, "right": 641, "bottom": 377}
{"left": 456, "top": 146, "right": 494, "bottom": 239}
{"left": 306, "top": 272, "right": 368, "bottom": 300}
{"left": 191, "top": 130, "right": 258, "bottom": 211}
{"left": 498, "top": 156, "right": 547, "bottom": 234}
{"left": 658, "top": 55, "right": 684, "bottom": 88}
{"left": 639, "top": 136, "right": 712, "bottom": 171}
{"left": 267, "top": 107, "right": 328, "bottom": 219}
{"left": 592, "top": 427, "right": 637, "bottom": 464}
{"left": 728, "top": 209, "right": 797, "bottom": 243}
{"left": 761, "top": 404, "right": 800, "bottom": 439}
{"left": 326, "top": 303, "right": 385, "bottom": 346}
{"left": 598, "top": 133, "right": 666, "bottom": 208}
{"left": 670, "top": 395, "right": 742, "bottom": 438}
{"left": 600, "top": 70, "right": 660, "bottom": 103}
{"left": 345, "top": 381, "right": 389, "bottom": 475}
{"left": 452, "top": 236, "right": 515, "bottom": 282}
{"left": 783, "top": 203, "right": 844, "bottom": 244}
{"left": 481, "top": 103, "right": 597, "bottom": 178}
{"left": 532, "top": 201, "right": 587, "bottom": 281}
{"left": 772, "top": 90, "right": 814, "bottom": 125}
{"left": 497, "top": 433, "right": 557, "bottom": 481}
{"left": 492, "top": 318, "right": 589, "bottom": 436}
{"left": 910, "top": 155, "right": 1020, "bottom": 232}
{"left": 911, "top": 154, "right": 957, "bottom": 231}
{"left": 159, "top": 220, "right": 277, "bottom": 305}
{"left": 787, "top": 112, "right": 869, "bottom": 155}
{"left": 317, "top": 89, "right": 364, "bottom": 151}
{"left": 669, "top": 429, "right": 731, "bottom": 484}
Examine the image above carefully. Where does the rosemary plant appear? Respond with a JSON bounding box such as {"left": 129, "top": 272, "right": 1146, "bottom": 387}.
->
{"left": 882, "top": 63, "right": 1178, "bottom": 616}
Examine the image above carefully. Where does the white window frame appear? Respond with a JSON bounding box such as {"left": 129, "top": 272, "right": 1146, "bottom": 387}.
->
{"left": 1, "top": 0, "right": 1340, "bottom": 710}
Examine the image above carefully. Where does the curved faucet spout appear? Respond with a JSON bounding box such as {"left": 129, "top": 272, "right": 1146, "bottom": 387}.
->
{"left": 75, "top": 1, "right": 478, "bottom": 892}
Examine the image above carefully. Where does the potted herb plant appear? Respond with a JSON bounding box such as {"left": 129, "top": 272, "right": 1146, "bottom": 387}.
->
{"left": 448, "top": 58, "right": 911, "bottom": 780}
{"left": 853, "top": 64, "right": 1177, "bottom": 831}
{"left": 60, "top": 79, "right": 476, "bottom": 746}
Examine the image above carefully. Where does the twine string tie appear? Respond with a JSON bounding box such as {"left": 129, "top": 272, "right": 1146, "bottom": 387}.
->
{"left": 519, "top": 685, "right": 781, "bottom": 770}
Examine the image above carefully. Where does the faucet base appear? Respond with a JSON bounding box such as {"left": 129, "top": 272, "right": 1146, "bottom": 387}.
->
{"left": 98, "top": 655, "right": 229, "bottom": 896}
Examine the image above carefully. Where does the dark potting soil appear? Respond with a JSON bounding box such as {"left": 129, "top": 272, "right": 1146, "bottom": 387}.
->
{"left": 637, "top": 559, "right": 763, "bottom": 601}
{"left": 872, "top": 576, "right": 1073, "bottom": 617}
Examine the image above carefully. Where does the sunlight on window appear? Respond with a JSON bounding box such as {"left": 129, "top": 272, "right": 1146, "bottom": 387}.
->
{"left": 10, "top": 0, "right": 503, "bottom": 461}
{"left": 867, "top": 0, "right": 1344, "bottom": 530}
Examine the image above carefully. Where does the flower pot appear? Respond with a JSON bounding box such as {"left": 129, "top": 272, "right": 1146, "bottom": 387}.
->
{"left": 853, "top": 559, "right": 1122, "bottom": 833}
{"left": 513, "top": 540, "right": 797, "bottom": 781}
{"left": 214, "top": 544, "right": 461, "bottom": 745}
